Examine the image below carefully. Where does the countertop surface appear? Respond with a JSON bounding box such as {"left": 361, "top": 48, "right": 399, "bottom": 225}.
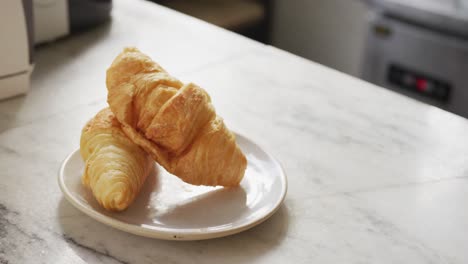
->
{"left": 1, "top": 0, "right": 468, "bottom": 263}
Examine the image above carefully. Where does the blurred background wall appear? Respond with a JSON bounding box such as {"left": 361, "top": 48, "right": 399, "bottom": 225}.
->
{"left": 271, "top": 0, "right": 368, "bottom": 77}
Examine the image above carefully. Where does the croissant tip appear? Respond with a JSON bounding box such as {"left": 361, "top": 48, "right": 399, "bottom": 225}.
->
{"left": 123, "top": 46, "right": 139, "bottom": 53}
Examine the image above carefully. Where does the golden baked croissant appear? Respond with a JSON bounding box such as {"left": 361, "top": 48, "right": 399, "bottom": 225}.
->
{"left": 106, "top": 47, "right": 247, "bottom": 187}
{"left": 80, "top": 108, "right": 154, "bottom": 211}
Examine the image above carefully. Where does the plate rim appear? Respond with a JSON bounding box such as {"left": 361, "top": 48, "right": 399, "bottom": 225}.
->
{"left": 58, "top": 133, "right": 287, "bottom": 241}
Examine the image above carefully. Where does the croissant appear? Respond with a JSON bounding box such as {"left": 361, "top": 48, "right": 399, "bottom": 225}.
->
{"left": 80, "top": 108, "right": 154, "bottom": 211}
{"left": 106, "top": 47, "right": 247, "bottom": 187}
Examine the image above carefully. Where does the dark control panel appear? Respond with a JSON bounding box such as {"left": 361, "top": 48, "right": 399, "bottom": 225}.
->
{"left": 387, "top": 64, "right": 451, "bottom": 102}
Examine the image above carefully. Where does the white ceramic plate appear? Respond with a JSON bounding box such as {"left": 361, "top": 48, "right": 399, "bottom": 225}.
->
{"left": 58, "top": 134, "right": 287, "bottom": 240}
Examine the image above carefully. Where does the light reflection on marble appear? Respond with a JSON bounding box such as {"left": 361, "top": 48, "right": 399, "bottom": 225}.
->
{"left": 1, "top": 0, "right": 468, "bottom": 263}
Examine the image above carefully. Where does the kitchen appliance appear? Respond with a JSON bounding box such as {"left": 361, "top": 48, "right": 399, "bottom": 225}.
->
{"left": 362, "top": 0, "right": 468, "bottom": 118}
{"left": 0, "top": 0, "right": 34, "bottom": 100}
{"left": 0, "top": 0, "right": 112, "bottom": 100}
{"left": 34, "top": 0, "right": 112, "bottom": 44}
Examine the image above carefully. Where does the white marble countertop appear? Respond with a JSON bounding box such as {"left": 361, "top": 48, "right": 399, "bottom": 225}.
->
{"left": 1, "top": 0, "right": 468, "bottom": 263}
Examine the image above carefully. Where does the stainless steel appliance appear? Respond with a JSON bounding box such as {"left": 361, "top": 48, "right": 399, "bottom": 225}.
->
{"left": 362, "top": 0, "right": 468, "bottom": 118}
{"left": 34, "top": 0, "right": 112, "bottom": 44}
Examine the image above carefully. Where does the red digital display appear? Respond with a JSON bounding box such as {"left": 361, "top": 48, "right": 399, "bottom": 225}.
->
{"left": 387, "top": 64, "right": 451, "bottom": 102}
{"left": 416, "top": 78, "right": 427, "bottom": 92}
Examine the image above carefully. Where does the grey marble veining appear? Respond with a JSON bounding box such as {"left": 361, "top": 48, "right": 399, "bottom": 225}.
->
{"left": 1, "top": 0, "right": 468, "bottom": 263}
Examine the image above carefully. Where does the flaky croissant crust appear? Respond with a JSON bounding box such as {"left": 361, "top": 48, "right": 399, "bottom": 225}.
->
{"left": 106, "top": 47, "right": 246, "bottom": 186}
{"left": 80, "top": 108, "right": 154, "bottom": 211}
